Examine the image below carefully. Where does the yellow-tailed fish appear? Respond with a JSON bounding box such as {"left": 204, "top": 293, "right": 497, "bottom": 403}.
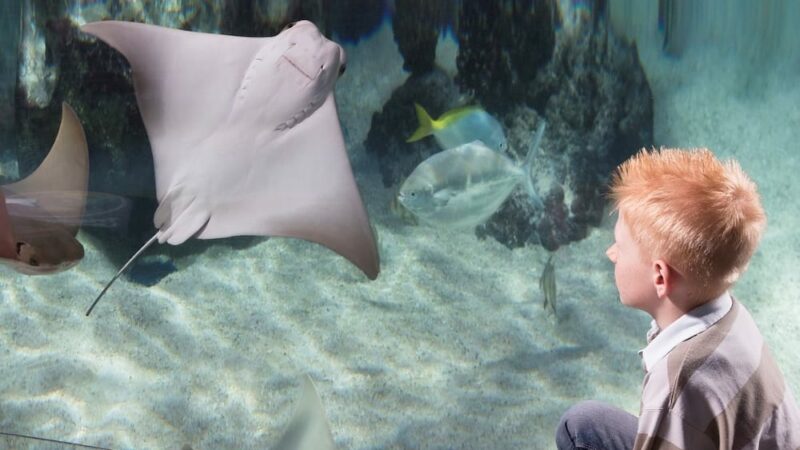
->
{"left": 406, "top": 103, "right": 508, "bottom": 152}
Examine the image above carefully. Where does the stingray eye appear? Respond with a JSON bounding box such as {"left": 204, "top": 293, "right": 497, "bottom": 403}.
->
{"left": 282, "top": 21, "right": 297, "bottom": 31}
{"left": 338, "top": 64, "right": 346, "bottom": 76}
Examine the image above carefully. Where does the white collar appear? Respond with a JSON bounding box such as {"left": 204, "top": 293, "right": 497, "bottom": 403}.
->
{"left": 639, "top": 291, "right": 733, "bottom": 372}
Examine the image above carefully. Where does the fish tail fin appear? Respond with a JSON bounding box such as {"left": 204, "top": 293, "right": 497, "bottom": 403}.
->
{"left": 406, "top": 103, "right": 436, "bottom": 143}
{"left": 523, "top": 120, "right": 547, "bottom": 210}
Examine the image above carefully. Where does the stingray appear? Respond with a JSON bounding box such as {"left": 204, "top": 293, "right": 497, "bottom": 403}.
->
{"left": 81, "top": 20, "right": 380, "bottom": 315}
{"left": 273, "top": 375, "right": 335, "bottom": 450}
{"left": 0, "top": 103, "right": 89, "bottom": 274}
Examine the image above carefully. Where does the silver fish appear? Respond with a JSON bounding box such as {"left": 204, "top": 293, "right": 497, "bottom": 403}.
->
{"left": 389, "top": 193, "right": 418, "bottom": 225}
{"left": 398, "top": 121, "right": 546, "bottom": 229}
{"left": 540, "top": 252, "right": 557, "bottom": 319}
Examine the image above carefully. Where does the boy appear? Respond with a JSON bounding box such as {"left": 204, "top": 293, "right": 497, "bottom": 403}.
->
{"left": 556, "top": 148, "right": 800, "bottom": 449}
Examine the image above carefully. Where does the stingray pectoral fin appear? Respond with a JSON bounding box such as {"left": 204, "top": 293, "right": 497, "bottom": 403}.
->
{"left": 274, "top": 375, "right": 335, "bottom": 450}
{"left": 196, "top": 95, "right": 380, "bottom": 279}
{"left": 81, "top": 20, "right": 261, "bottom": 181}
{"left": 5, "top": 103, "right": 89, "bottom": 236}
{"left": 273, "top": 95, "right": 380, "bottom": 279}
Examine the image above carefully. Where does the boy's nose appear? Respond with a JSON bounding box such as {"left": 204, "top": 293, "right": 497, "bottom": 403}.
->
{"left": 606, "top": 244, "right": 618, "bottom": 263}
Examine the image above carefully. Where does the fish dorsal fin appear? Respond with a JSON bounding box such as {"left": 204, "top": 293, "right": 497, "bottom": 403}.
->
{"left": 522, "top": 121, "right": 546, "bottom": 209}
{"left": 85, "top": 232, "right": 159, "bottom": 316}
{"left": 437, "top": 105, "right": 480, "bottom": 127}
{"left": 523, "top": 120, "right": 546, "bottom": 173}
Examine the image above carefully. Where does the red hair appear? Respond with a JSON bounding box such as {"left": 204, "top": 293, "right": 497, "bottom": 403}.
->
{"left": 609, "top": 148, "right": 765, "bottom": 290}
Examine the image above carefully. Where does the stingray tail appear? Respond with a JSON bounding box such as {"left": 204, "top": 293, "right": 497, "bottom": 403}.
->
{"left": 523, "top": 120, "right": 547, "bottom": 210}
{"left": 0, "top": 431, "right": 111, "bottom": 449}
{"left": 406, "top": 103, "right": 436, "bottom": 143}
{"left": 85, "top": 232, "right": 160, "bottom": 316}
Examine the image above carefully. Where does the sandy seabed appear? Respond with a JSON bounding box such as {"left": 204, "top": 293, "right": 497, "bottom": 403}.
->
{"left": 1, "top": 24, "right": 798, "bottom": 450}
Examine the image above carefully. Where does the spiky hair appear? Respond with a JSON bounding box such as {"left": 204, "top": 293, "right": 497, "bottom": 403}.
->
{"left": 609, "top": 147, "right": 765, "bottom": 290}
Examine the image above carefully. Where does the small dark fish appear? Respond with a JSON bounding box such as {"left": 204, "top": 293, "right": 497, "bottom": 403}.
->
{"left": 540, "top": 252, "right": 557, "bottom": 319}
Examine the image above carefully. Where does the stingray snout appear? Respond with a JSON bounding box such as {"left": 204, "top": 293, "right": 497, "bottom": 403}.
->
{"left": 280, "top": 21, "right": 344, "bottom": 82}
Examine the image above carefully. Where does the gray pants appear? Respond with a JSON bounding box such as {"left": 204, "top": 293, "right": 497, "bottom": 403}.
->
{"left": 555, "top": 400, "right": 638, "bottom": 450}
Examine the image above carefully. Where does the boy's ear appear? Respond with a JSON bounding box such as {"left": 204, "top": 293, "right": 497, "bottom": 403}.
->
{"left": 652, "top": 259, "right": 672, "bottom": 298}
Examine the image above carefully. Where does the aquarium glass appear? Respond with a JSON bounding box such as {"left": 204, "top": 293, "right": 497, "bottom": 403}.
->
{"left": 0, "top": 1, "right": 798, "bottom": 449}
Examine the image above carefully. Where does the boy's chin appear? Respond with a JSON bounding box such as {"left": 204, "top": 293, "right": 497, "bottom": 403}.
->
{"left": 618, "top": 295, "right": 651, "bottom": 313}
